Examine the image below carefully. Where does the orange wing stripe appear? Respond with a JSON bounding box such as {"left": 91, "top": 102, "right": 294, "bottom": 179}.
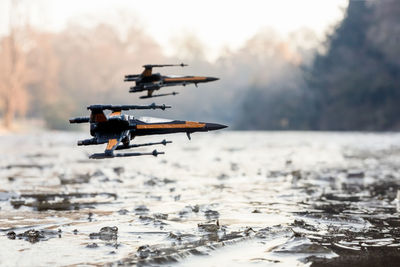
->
{"left": 143, "top": 68, "right": 152, "bottom": 77}
{"left": 106, "top": 139, "right": 118, "bottom": 150}
{"left": 110, "top": 111, "right": 121, "bottom": 117}
{"left": 137, "top": 122, "right": 205, "bottom": 129}
{"left": 164, "top": 77, "right": 207, "bottom": 82}
{"left": 92, "top": 113, "right": 107, "bottom": 122}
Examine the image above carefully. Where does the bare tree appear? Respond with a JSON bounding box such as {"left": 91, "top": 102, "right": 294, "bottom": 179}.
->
{"left": 0, "top": 34, "right": 29, "bottom": 128}
{"left": 0, "top": 0, "right": 30, "bottom": 128}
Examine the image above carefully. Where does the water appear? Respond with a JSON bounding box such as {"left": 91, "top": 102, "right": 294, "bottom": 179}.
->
{"left": 1, "top": 131, "right": 400, "bottom": 266}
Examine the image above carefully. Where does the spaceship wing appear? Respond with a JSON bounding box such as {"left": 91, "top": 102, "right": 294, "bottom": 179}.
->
{"left": 147, "top": 90, "right": 154, "bottom": 97}
{"left": 141, "top": 63, "right": 187, "bottom": 77}
{"left": 109, "top": 111, "right": 121, "bottom": 118}
{"left": 142, "top": 65, "right": 153, "bottom": 77}
{"left": 104, "top": 130, "right": 129, "bottom": 156}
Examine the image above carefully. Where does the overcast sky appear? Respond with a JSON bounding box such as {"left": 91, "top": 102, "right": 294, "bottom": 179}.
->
{"left": 0, "top": 0, "right": 348, "bottom": 61}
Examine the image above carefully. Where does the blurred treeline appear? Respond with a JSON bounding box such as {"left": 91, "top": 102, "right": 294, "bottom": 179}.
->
{"left": 239, "top": 0, "right": 400, "bottom": 130}
{"left": 1, "top": 1, "right": 399, "bottom": 131}
{"left": 0, "top": 18, "right": 309, "bottom": 130}
{"left": 0, "top": 22, "right": 166, "bottom": 129}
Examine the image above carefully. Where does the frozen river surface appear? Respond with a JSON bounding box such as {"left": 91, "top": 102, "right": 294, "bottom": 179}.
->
{"left": 1, "top": 131, "right": 400, "bottom": 266}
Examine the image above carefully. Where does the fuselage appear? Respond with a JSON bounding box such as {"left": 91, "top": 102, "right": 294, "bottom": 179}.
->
{"left": 132, "top": 74, "right": 218, "bottom": 91}
{"left": 90, "top": 115, "right": 224, "bottom": 141}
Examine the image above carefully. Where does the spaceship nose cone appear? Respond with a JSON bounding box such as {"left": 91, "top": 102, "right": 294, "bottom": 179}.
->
{"left": 204, "top": 123, "right": 228, "bottom": 131}
{"left": 206, "top": 77, "right": 219, "bottom": 82}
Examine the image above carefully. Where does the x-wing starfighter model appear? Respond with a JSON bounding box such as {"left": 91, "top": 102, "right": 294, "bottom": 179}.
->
{"left": 124, "top": 64, "right": 219, "bottom": 99}
{"left": 69, "top": 103, "right": 227, "bottom": 159}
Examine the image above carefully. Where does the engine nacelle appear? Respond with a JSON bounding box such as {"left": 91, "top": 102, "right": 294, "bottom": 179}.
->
{"left": 69, "top": 117, "right": 90, "bottom": 123}
{"left": 77, "top": 138, "right": 98, "bottom": 146}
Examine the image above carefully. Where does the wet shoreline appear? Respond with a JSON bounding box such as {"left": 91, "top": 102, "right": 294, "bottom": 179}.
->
{"left": 1, "top": 131, "right": 400, "bottom": 266}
